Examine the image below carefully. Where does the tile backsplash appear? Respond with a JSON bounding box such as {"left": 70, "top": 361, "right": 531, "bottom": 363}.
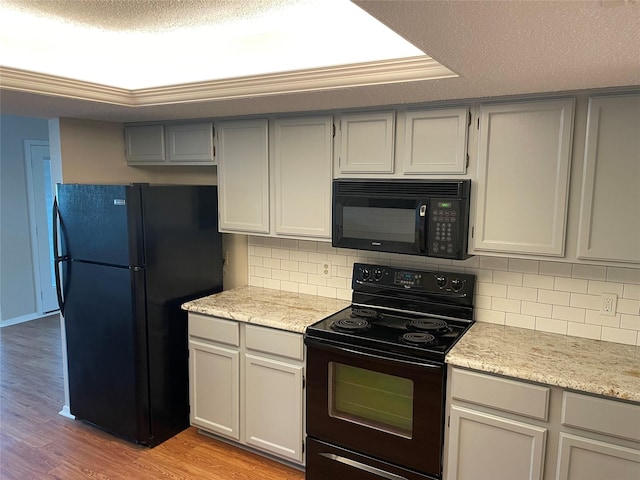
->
{"left": 248, "top": 237, "right": 640, "bottom": 346}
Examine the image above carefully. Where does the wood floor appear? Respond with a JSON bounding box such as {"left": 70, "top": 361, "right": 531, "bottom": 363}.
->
{"left": 0, "top": 315, "right": 305, "bottom": 479}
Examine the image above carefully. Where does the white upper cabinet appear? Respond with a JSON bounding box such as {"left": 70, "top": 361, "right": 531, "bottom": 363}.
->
{"left": 273, "top": 116, "right": 333, "bottom": 238}
{"left": 337, "top": 111, "right": 395, "bottom": 175}
{"left": 576, "top": 94, "right": 640, "bottom": 264}
{"left": 217, "top": 119, "right": 270, "bottom": 234}
{"left": 473, "top": 99, "right": 575, "bottom": 256}
{"left": 124, "top": 124, "right": 165, "bottom": 164}
{"left": 401, "top": 107, "right": 469, "bottom": 174}
{"left": 166, "top": 123, "right": 214, "bottom": 164}
{"left": 125, "top": 122, "right": 214, "bottom": 165}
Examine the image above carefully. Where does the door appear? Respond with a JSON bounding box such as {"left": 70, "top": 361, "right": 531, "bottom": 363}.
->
{"left": 25, "top": 140, "right": 58, "bottom": 313}
{"left": 63, "top": 261, "right": 150, "bottom": 443}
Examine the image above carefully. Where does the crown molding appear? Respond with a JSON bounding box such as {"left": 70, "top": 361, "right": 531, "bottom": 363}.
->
{"left": 0, "top": 56, "right": 456, "bottom": 108}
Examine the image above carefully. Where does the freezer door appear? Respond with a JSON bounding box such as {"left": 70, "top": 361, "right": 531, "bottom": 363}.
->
{"left": 56, "top": 184, "right": 143, "bottom": 267}
{"left": 63, "top": 261, "right": 150, "bottom": 444}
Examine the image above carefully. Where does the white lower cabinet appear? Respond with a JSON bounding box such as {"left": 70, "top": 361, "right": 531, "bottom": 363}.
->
{"left": 189, "top": 339, "right": 240, "bottom": 440}
{"left": 188, "top": 313, "right": 305, "bottom": 465}
{"left": 445, "top": 367, "right": 640, "bottom": 480}
{"left": 556, "top": 433, "right": 640, "bottom": 480}
{"left": 448, "top": 406, "right": 547, "bottom": 480}
{"left": 244, "top": 354, "right": 304, "bottom": 462}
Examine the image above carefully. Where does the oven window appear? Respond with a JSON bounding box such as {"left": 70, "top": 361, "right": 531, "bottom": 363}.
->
{"left": 343, "top": 206, "right": 415, "bottom": 243}
{"left": 329, "top": 363, "right": 414, "bottom": 438}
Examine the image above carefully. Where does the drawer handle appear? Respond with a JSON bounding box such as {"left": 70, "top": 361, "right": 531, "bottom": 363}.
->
{"left": 318, "top": 453, "right": 408, "bottom": 480}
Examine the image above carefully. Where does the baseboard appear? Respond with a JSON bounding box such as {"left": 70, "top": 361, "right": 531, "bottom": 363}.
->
{"left": 58, "top": 405, "right": 75, "bottom": 419}
{"left": 0, "top": 311, "right": 58, "bottom": 328}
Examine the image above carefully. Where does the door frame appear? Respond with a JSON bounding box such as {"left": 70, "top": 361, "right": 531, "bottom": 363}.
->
{"left": 23, "top": 139, "right": 58, "bottom": 317}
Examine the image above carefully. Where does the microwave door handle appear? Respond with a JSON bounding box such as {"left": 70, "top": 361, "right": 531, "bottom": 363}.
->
{"left": 418, "top": 201, "right": 428, "bottom": 254}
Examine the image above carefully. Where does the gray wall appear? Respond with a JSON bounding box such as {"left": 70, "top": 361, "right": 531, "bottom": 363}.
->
{"left": 0, "top": 115, "right": 49, "bottom": 321}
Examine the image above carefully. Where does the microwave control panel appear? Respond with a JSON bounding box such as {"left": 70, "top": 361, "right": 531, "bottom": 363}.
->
{"left": 426, "top": 199, "right": 465, "bottom": 258}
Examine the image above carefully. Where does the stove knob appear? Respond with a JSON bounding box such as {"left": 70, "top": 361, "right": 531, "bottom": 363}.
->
{"left": 373, "top": 268, "right": 383, "bottom": 280}
{"left": 451, "top": 278, "right": 463, "bottom": 291}
{"left": 361, "top": 268, "right": 370, "bottom": 280}
{"left": 435, "top": 275, "right": 447, "bottom": 288}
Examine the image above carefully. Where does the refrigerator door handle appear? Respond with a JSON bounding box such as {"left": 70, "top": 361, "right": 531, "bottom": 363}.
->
{"left": 53, "top": 197, "right": 68, "bottom": 315}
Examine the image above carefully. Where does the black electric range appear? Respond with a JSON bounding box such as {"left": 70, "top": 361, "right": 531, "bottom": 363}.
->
{"left": 306, "top": 262, "right": 476, "bottom": 363}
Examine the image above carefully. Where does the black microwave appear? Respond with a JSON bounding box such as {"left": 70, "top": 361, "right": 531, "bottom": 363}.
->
{"left": 332, "top": 179, "right": 472, "bottom": 260}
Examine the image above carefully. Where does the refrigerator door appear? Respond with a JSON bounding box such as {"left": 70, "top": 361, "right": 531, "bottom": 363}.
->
{"left": 57, "top": 184, "right": 143, "bottom": 267}
{"left": 63, "top": 260, "right": 150, "bottom": 444}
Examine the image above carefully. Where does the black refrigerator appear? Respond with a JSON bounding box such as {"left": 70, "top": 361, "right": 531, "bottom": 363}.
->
{"left": 53, "top": 183, "right": 223, "bottom": 447}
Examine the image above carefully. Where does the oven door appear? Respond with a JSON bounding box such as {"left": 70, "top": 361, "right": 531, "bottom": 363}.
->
{"left": 305, "top": 338, "right": 445, "bottom": 478}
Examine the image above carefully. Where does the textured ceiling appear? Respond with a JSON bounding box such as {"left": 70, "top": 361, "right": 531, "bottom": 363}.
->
{"left": 2, "top": 0, "right": 297, "bottom": 32}
{"left": 1, "top": 0, "right": 639, "bottom": 122}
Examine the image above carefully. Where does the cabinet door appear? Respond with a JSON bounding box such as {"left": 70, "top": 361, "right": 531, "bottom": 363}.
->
{"left": 474, "top": 99, "right": 574, "bottom": 256}
{"left": 274, "top": 116, "right": 333, "bottom": 238}
{"left": 402, "top": 107, "right": 469, "bottom": 174}
{"left": 244, "top": 353, "right": 304, "bottom": 463}
{"left": 556, "top": 433, "right": 640, "bottom": 480}
{"left": 166, "top": 123, "right": 214, "bottom": 164}
{"left": 188, "top": 339, "right": 240, "bottom": 441}
{"left": 576, "top": 94, "right": 640, "bottom": 263}
{"left": 124, "top": 124, "right": 165, "bottom": 164}
{"left": 217, "top": 119, "right": 269, "bottom": 233}
{"left": 447, "top": 405, "right": 547, "bottom": 480}
{"left": 338, "top": 111, "right": 395, "bottom": 174}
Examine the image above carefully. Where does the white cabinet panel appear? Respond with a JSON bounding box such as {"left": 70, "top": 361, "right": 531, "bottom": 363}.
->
{"left": 217, "top": 119, "right": 269, "bottom": 233}
{"left": 338, "top": 111, "right": 395, "bottom": 174}
{"left": 166, "top": 123, "right": 214, "bottom": 164}
{"left": 124, "top": 124, "right": 165, "bottom": 164}
{"left": 244, "top": 353, "right": 304, "bottom": 463}
{"left": 556, "top": 433, "right": 640, "bottom": 480}
{"left": 577, "top": 94, "right": 640, "bottom": 264}
{"left": 402, "top": 107, "right": 469, "bottom": 174}
{"left": 447, "top": 405, "right": 547, "bottom": 480}
{"left": 273, "top": 116, "right": 332, "bottom": 238}
{"left": 474, "top": 99, "right": 575, "bottom": 256}
{"left": 188, "top": 339, "right": 240, "bottom": 441}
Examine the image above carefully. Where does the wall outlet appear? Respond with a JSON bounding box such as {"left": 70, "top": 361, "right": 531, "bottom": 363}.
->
{"left": 601, "top": 293, "right": 617, "bottom": 316}
{"left": 320, "top": 260, "right": 332, "bottom": 279}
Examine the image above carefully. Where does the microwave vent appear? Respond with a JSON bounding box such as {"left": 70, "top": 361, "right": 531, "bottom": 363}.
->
{"left": 334, "top": 180, "right": 470, "bottom": 198}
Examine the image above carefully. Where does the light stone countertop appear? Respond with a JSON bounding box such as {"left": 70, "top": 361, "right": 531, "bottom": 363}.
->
{"left": 447, "top": 322, "right": 640, "bottom": 403}
{"left": 183, "top": 287, "right": 639, "bottom": 402}
{"left": 182, "top": 285, "right": 350, "bottom": 334}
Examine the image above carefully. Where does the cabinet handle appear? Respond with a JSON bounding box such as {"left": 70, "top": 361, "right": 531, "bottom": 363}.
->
{"left": 318, "top": 453, "right": 408, "bottom": 480}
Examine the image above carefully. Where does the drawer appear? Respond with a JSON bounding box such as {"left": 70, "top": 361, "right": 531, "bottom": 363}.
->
{"left": 451, "top": 368, "right": 550, "bottom": 421}
{"left": 188, "top": 313, "right": 239, "bottom": 346}
{"left": 245, "top": 324, "right": 304, "bottom": 361}
{"left": 562, "top": 391, "right": 640, "bottom": 442}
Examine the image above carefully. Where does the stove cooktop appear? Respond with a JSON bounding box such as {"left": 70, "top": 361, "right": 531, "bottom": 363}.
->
{"left": 305, "top": 263, "right": 476, "bottom": 362}
{"left": 306, "top": 305, "right": 473, "bottom": 362}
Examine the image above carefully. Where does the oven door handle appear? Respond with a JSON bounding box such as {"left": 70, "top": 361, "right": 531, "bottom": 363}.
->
{"left": 304, "top": 337, "right": 442, "bottom": 369}
{"left": 319, "top": 453, "right": 409, "bottom": 480}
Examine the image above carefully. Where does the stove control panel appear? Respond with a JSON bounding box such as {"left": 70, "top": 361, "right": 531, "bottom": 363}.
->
{"left": 353, "top": 262, "right": 475, "bottom": 299}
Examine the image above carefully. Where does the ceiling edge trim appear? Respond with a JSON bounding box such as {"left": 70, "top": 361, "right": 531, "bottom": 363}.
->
{"left": 132, "top": 56, "right": 458, "bottom": 105}
{"left": 0, "top": 56, "right": 457, "bottom": 107}
{"left": 0, "top": 67, "right": 133, "bottom": 105}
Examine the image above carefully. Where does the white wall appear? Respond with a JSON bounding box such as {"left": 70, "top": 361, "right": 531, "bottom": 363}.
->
{"left": 247, "top": 237, "right": 640, "bottom": 347}
{"left": 0, "top": 115, "right": 49, "bottom": 322}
